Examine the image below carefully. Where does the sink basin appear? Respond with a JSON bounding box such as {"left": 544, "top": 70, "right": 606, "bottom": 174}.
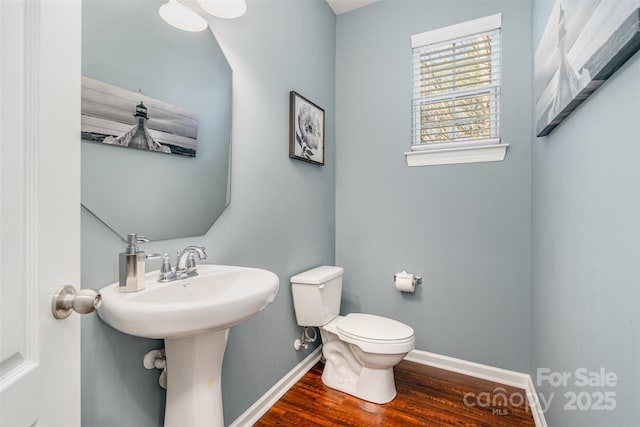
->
{"left": 98, "top": 264, "right": 279, "bottom": 339}
{"left": 97, "top": 264, "right": 279, "bottom": 427}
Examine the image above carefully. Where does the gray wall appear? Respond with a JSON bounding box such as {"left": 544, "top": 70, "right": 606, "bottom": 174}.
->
{"left": 335, "top": 0, "right": 532, "bottom": 372}
{"left": 81, "top": 1, "right": 336, "bottom": 425}
{"left": 531, "top": 1, "right": 640, "bottom": 426}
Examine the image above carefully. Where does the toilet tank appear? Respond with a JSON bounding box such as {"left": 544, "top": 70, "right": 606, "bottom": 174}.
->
{"left": 290, "top": 266, "right": 343, "bottom": 327}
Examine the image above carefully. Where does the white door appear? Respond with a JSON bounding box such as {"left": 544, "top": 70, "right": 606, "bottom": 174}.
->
{"left": 0, "top": 0, "right": 81, "bottom": 425}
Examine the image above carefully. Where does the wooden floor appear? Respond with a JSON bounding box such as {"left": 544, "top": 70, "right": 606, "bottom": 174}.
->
{"left": 255, "top": 360, "right": 536, "bottom": 426}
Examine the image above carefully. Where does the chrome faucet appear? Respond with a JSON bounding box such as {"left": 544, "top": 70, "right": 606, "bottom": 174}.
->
{"left": 119, "top": 234, "right": 163, "bottom": 292}
{"left": 176, "top": 246, "right": 207, "bottom": 276}
{"left": 158, "top": 246, "right": 207, "bottom": 282}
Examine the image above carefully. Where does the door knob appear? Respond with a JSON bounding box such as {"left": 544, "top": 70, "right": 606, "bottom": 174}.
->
{"left": 52, "top": 285, "right": 102, "bottom": 319}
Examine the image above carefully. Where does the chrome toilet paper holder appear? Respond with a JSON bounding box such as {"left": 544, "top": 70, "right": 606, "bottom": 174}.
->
{"left": 393, "top": 274, "right": 422, "bottom": 287}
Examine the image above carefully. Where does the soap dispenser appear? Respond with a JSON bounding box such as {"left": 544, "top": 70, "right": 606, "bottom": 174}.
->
{"left": 119, "top": 233, "right": 149, "bottom": 292}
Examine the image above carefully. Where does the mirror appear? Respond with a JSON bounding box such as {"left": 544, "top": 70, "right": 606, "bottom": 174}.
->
{"left": 81, "top": 0, "right": 232, "bottom": 241}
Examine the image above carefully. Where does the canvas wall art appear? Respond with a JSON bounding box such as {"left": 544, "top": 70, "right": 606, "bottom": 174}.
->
{"left": 535, "top": 0, "right": 640, "bottom": 136}
{"left": 81, "top": 76, "right": 199, "bottom": 157}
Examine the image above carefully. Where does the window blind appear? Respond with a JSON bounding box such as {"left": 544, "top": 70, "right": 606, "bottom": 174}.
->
{"left": 412, "top": 18, "right": 501, "bottom": 148}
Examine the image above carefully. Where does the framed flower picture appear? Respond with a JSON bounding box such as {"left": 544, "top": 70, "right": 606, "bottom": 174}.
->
{"left": 289, "top": 91, "right": 325, "bottom": 165}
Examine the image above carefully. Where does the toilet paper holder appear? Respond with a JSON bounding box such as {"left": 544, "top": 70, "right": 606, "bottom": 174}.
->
{"left": 393, "top": 273, "right": 422, "bottom": 287}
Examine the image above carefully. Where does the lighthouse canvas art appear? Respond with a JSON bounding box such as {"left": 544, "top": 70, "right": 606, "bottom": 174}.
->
{"left": 81, "top": 76, "right": 199, "bottom": 157}
{"left": 535, "top": 0, "right": 640, "bottom": 136}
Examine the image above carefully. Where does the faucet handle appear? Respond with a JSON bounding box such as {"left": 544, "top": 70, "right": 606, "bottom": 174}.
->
{"left": 160, "top": 253, "right": 172, "bottom": 271}
{"left": 190, "top": 246, "right": 207, "bottom": 260}
{"left": 158, "top": 254, "right": 175, "bottom": 282}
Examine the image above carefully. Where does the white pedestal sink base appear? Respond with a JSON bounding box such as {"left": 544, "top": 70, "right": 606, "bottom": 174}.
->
{"left": 164, "top": 329, "right": 229, "bottom": 427}
{"left": 97, "top": 265, "right": 280, "bottom": 426}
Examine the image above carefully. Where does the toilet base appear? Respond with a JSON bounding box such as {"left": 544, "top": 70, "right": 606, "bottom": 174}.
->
{"left": 319, "top": 325, "right": 404, "bottom": 404}
{"left": 321, "top": 361, "right": 397, "bottom": 404}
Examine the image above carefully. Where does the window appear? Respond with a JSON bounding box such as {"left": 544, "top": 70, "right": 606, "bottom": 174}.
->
{"left": 405, "top": 14, "right": 508, "bottom": 167}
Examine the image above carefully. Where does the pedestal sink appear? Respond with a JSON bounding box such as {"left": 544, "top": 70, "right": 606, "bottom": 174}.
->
{"left": 98, "top": 265, "right": 279, "bottom": 427}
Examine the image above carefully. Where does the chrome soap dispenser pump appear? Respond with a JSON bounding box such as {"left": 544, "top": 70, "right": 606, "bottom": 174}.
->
{"left": 119, "top": 233, "right": 149, "bottom": 293}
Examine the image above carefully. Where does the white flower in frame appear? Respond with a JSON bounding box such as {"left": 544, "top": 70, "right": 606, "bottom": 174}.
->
{"left": 298, "top": 104, "right": 321, "bottom": 148}
{"left": 289, "top": 91, "right": 325, "bottom": 165}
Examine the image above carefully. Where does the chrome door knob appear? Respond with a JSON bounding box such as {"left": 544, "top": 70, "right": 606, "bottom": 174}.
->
{"left": 51, "top": 285, "right": 102, "bottom": 319}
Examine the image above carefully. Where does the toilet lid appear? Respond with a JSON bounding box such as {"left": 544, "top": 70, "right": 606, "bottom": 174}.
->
{"left": 337, "top": 313, "right": 414, "bottom": 342}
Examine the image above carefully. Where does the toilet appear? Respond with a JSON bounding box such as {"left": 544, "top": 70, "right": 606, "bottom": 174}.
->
{"left": 290, "top": 266, "right": 415, "bottom": 404}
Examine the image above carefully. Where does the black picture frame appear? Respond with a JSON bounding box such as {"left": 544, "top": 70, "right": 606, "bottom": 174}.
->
{"left": 289, "top": 91, "right": 325, "bottom": 165}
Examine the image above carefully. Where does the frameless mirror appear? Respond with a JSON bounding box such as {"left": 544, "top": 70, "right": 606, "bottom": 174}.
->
{"left": 81, "top": 0, "right": 232, "bottom": 241}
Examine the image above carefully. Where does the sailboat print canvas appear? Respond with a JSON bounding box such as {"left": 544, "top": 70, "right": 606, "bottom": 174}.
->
{"left": 81, "top": 76, "right": 199, "bottom": 157}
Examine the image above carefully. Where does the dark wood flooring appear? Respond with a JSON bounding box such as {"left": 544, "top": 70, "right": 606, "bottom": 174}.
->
{"left": 255, "top": 360, "right": 536, "bottom": 426}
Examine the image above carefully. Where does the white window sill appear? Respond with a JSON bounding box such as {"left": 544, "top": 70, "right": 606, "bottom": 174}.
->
{"left": 404, "top": 143, "right": 508, "bottom": 167}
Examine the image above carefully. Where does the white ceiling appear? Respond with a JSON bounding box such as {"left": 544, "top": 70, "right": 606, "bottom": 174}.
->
{"left": 326, "top": 0, "right": 379, "bottom": 15}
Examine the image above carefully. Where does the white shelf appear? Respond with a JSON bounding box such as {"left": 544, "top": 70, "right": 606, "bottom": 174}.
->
{"left": 404, "top": 143, "right": 509, "bottom": 167}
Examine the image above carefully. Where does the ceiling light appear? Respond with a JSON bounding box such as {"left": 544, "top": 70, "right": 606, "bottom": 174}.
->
{"left": 197, "top": 0, "right": 247, "bottom": 19}
{"left": 159, "top": 0, "right": 208, "bottom": 32}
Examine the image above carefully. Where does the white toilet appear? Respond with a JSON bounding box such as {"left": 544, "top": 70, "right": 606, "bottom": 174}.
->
{"left": 290, "top": 266, "right": 415, "bottom": 404}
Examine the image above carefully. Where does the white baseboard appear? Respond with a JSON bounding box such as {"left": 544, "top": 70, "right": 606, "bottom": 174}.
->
{"left": 229, "top": 346, "right": 322, "bottom": 427}
{"left": 405, "top": 349, "right": 547, "bottom": 427}
{"left": 230, "top": 347, "right": 546, "bottom": 427}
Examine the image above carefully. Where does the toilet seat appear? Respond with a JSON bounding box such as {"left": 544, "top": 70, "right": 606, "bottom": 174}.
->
{"left": 332, "top": 313, "right": 415, "bottom": 355}
{"left": 338, "top": 313, "right": 414, "bottom": 341}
